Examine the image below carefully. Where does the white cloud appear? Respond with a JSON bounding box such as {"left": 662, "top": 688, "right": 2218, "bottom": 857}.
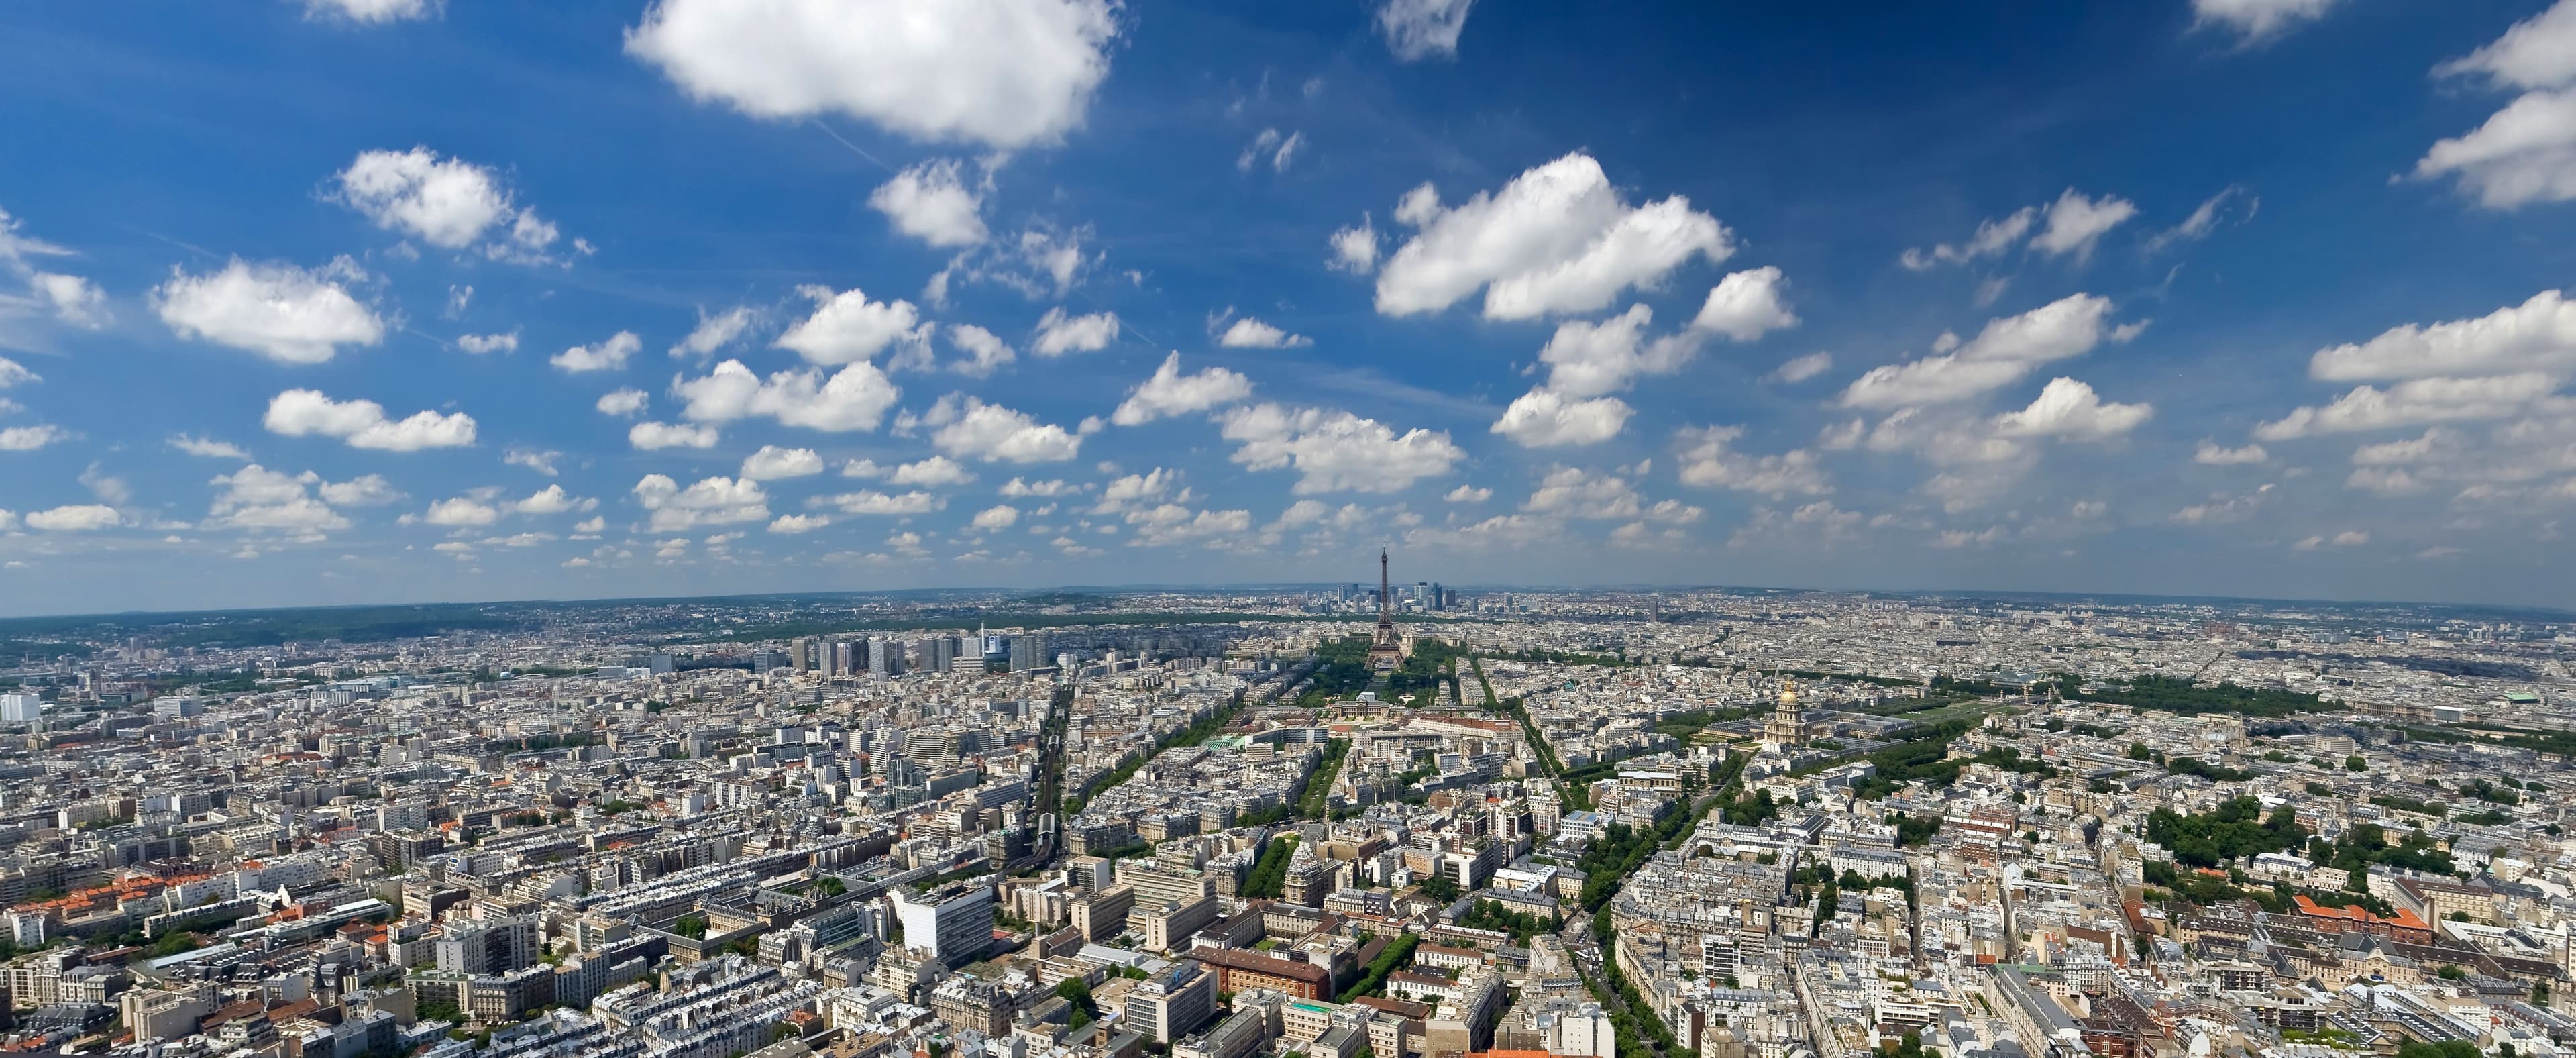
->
{"left": 2439, "top": 0, "right": 2576, "bottom": 91}
{"left": 773, "top": 284, "right": 929, "bottom": 365}
{"left": 169, "top": 434, "right": 250, "bottom": 460}
{"left": 1112, "top": 352, "right": 1253, "bottom": 426}
{"left": 672, "top": 358, "right": 902, "bottom": 432}
{"left": 1000, "top": 477, "right": 1073, "bottom": 498}
{"left": 1376, "top": 0, "right": 1474, "bottom": 60}
{"left": 1690, "top": 266, "right": 1799, "bottom": 341}
{"left": 2308, "top": 288, "right": 2576, "bottom": 381}
{"left": 1217, "top": 316, "right": 1311, "bottom": 348}
{"left": 1839, "top": 293, "right": 2123, "bottom": 408}
{"left": 1271, "top": 131, "right": 1305, "bottom": 172}
{"left": 820, "top": 489, "right": 945, "bottom": 515}
{"left": 1375, "top": 151, "right": 1733, "bottom": 320}
{"left": 2029, "top": 189, "right": 2138, "bottom": 260}
{"left": 0, "top": 356, "right": 35, "bottom": 389}
{"left": 1093, "top": 468, "right": 1181, "bottom": 514}
{"left": 2194, "top": 440, "right": 2269, "bottom": 465}
{"left": 629, "top": 421, "right": 721, "bottom": 450}
{"left": 1238, "top": 128, "right": 1282, "bottom": 173}
{"left": 331, "top": 148, "right": 555, "bottom": 256}
{"left": 321, "top": 475, "right": 402, "bottom": 507}
{"left": 740, "top": 445, "right": 825, "bottom": 480}
{"left": 1989, "top": 377, "right": 2153, "bottom": 440}
{"left": 1444, "top": 484, "right": 1491, "bottom": 503}
{"left": 2191, "top": 0, "right": 2345, "bottom": 44}
{"left": 769, "top": 513, "right": 830, "bottom": 533}
{"left": 0, "top": 423, "right": 66, "bottom": 451}
{"left": 2255, "top": 374, "right": 2564, "bottom": 439}
{"left": 2171, "top": 482, "right": 2275, "bottom": 525}
{"left": 205, "top": 465, "right": 352, "bottom": 536}
{"left": 23, "top": 504, "right": 118, "bottom": 532}
{"left": 1770, "top": 351, "right": 1833, "bottom": 384}
{"left": 1124, "top": 503, "right": 1253, "bottom": 547}
{"left": 1900, "top": 206, "right": 2035, "bottom": 270}
{"left": 1032, "top": 306, "right": 1120, "bottom": 356}
{"left": 624, "top": 0, "right": 1121, "bottom": 150}
{"left": 889, "top": 456, "right": 975, "bottom": 486}
{"left": 424, "top": 497, "right": 500, "bottom": 526}
{"left": 869, "top": 159, "right": 989, "bottom": 248}
{"left": 29, "top": 273, "right": 106, "bottom": 328}
{"left": 947, "top": 323, "right": 1016, "bottom": 377}
{"left": 1328, "top": 214, "right": 1381, "bottom": 274}
{"left": 154, "top": 258, "right": 384, "bottom": 364}
{"left": 300, "top": 0, "right": 437, "bottom": 25}
{"left": 1531, "top": 303, "right": 1699, "bottom": 399}
{"left": 2416, "top": 89, "right": 2576, "bottom": 209}
{"left": 1489, "top": 389, "right": 1631, "bottom": 448}
{"left": 671, "top": 305, "right": 758, "bottom": 358}
{"left": 923, "top": 394, "right": 1082, "bottom": 462}
{"left": 971, "top": 503, "right": 1020, "bottom": 529}
{"left": 504, "top": 447, "right": 561, "bottom": 476}
{"left": 264, "top": 389, "right": 476, "bottom": 451}
{"left": 458, "top": 331, "right": 519, "bottom": 354}
{"left": 596, "top": 389, "right": 650, "bottom": 417}
{"left": 1220, "top": 402, "right": 1462, "bottom": 494}
{"left": 1523, "top": 465, "right": 1701, "bottom": 524}
{"left": 1676, "top": 425, "right": 1832, "bottom": 497}
{"left": 2143, "top": 185, "right": 2257, "bottom": 254}
{"left": 552, "top": 330, "right": 641, "bottom": 373}
{"left": 500, "top": 484, "right": 582, "bottom": 515}
{"left": 633, "top": 474, "right": 770, "bottom": 532}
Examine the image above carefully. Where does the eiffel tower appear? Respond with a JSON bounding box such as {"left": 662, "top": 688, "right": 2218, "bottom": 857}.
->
{"left": 1367, "top": 549, "right": 1405, "bottom": 673}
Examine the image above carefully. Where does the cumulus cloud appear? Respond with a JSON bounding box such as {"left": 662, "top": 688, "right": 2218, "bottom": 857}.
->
{"left": 1989, "top": 377, "right": 2153, "bottom": 440}
{"left": 423, "top": 496, "right": 500, "bottom": 526}
{"left": 458, "top": 331, "right": 519, "bottom": 354}
{"left": 264, "top": 389, "right": 476, "bottom": 451}
{"left": 1839, "top": 293, "right": 2125, "bottom": 409}
{"left": 818, "top": 489, "right": 945, "bottom": 515}
{"left": 331, "top": 147, "right": 561, "bottom": 260}
{"left": 1217, "top": 316, "right": 1311, "bottom": 348}
{"left": 1124, "top": 503, "right": 1254, "bottom": 547}
{"left": 971, "top": 503, "right": 1020, "bottom": 529}
{"left": 923, "top": 394, "right": 1082, "bottom": 462}
{"left": 204, "top": 464, "right": 354, "bottom": 537}
{"left": 672, "top": 358, "right": 902, "bottom": 432}
{"left": 597, "top": 389, "right": 649, "bottom": 417}
{"left": 1489, "top": 389, "right": 1631, "bottom": 448}
{"left": 1032, "top": 306, "right": 1120, "bottom": 356}
{"left": 1900, "top": 207, "right": 2036, "bottom": 270}
{"left": 1675, "top": 426, "right": 1831, "bottom": 497}
{"left": 624, "top": 0, "right": 1122, "bottom": 150}
{"left": 1373, "top": 152, "right": 1733, "bottom": 320}
{"left": 869, "top": 158, "right": 989, "bottom": 247}
{"left": 947, "top": 323, "right": 1015, "bottom": 378}
{"left": 1444, "top": 484, "right": 1491, "bottom": 503}
{"left": 629, "top": 422, "right": 720, "bottom": 449}
{"left": 2171, "top": 482, "right": 2275, "bottom": 525}
{"left": 2191, "top": 0, "right": 2345, "bottom": 44}
{"left": 1523, "top": 465, "right": 1702, "bottom": 525}
{"left": 0, "top": 425, "right": 69, "bottom": 451}
{"left": 740, "top": 445, "right": 825, "bottom": 480}
{"left": 551, "top": 330, "right": 641, "bottom": 373}
{"left": 769, "top": 513, "right": 830, "bottom": 533}
{"left": 1220, "top": 402, "right": 1462, "bottom": 494}
{"left": 23, "top": 504, "right": 119, "bottom": 532}
{"left": 1000, "top": 477, "right": 1073, "bottom": 498}
{"left": 2308, "top": 288, "right": 2576, "bottom": 381}
{"left": 1376, "top": 0, "right": 1474, "bottom": 60}
{"left": 1112, "top": 352, "right": 1253, "bottom": 426}
{"left": 2194, "top": 440, "right": 2270, "bottom": 465}
{"left": 2414, "top": 90, "right": 2576, "bottom": 209}
{"left": 2029, "top": 189, "right": 2139, "bottom": 260}
{"left": 299, "top": 0, "right": 437, "bottom": 25}
{"left": 888, "top": 455, "right": 975, "bottom": 486}
{"left": 671, "top": 305, "right": 758, "bottom": 359}
{"left": 2438, "top": 0, "right": 2576, "bottom": 91}
{"left": 169, "top": 434, "right": 251, "bottom": 460}
{"left": 1328, "top": 214, "right": 1380, "bottom": 274}
{"left": 1770, "top": 352, "right": 1833, "bottom": 384}
{"left": 510, "top": 484, "right": 590, "bottom": 514}
{"left": 632, "top": 474, "right": 769, "bottom": 532}
{"left": 2254, "top": 374, "right": 2564, "bottom": 439}
{"left": 28, "top": 273, "right": 106, "bottom": 328}
{"left": 773, "top": 285, "right": 928, "bottom": 366}
{"left": 154, "top": 258, "right": 384, "bottom": 364}
{"left": 1690, "top": 266, "right": 1800, "bottom": 341}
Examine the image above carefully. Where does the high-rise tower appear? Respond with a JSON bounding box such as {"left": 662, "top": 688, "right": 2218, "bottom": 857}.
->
{"left": 1368, "top": 549, "right": 1405, "bottom": 673}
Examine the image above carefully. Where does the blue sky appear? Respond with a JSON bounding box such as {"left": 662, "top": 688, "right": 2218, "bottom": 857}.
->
{"left": 5, "top": 0, "right": 2576, "bottom": 615}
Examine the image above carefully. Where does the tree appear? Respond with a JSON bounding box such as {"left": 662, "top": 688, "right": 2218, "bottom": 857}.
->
{"left": 2345, "top": 755, "right": 2367, "bottom": 772}
{"left": 1057, "top": 977, "right": 1097, "bottom": 1029}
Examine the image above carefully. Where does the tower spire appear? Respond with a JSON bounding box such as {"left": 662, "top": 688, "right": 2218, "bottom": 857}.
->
{"left": 1368, "top": 547, "right": 1403, "bottom": 674}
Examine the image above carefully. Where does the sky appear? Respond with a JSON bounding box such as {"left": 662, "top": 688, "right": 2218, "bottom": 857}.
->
{"left": 4, "top": 0, "right": 2576, "bottom": 616}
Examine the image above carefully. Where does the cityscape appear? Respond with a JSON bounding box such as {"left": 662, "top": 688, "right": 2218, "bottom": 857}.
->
{"left": 7, "top": 3, "right": 2576, "bottom": 1058}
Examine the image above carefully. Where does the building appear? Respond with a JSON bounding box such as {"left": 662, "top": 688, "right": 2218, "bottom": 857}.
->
{"left": 1124, "top": 962, "right": 1217, "bottom": 1043}
{"left": 1763, "top": 680, "right": 1805, "bottom": 748}
{"left": 1071, "top": 884, "right": 1136, "bottom": 942}
{"left": 1193, "top": 947, "right": 1334, "bottom": 1000}
{"left": 892, "top": 882, "right": 996, "bottom": 965}
{"left": 434, "top": 915, "right": 538, "bottom": 976}
{"left": 1368, "top": 551, "right": 1405, "bottom": 673}
{"left": 0, "top": 694, "right": 42, "bottom": 724}
{"left": 1140, "top": 894, "right": 1221, "bottom": 953}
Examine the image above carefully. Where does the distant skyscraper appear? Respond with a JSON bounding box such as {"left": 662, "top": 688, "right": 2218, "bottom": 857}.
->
{"left": 1010, "top": 633, "right": 1050, "bottom": 672}
{"left": 791, "top": 637, "right": 812, "bottom": 674}
{"left": 868, "top": 637, "right": 902, "bottom": 676}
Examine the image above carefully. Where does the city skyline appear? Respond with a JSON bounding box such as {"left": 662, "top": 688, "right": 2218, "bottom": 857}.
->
{"left": 7, "top": 1, "right": 2576, "bottom": 614}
